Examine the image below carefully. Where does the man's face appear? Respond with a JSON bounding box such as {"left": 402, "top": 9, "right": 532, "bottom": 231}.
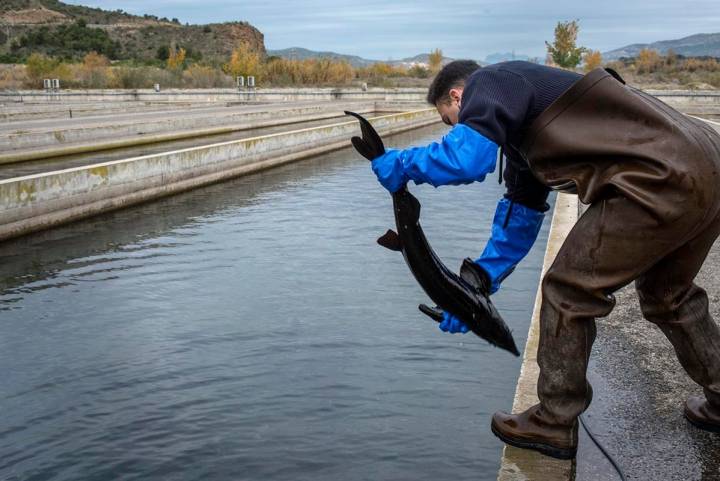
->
{"left": 435, "top": 87, "right": 463, "bottom": 127}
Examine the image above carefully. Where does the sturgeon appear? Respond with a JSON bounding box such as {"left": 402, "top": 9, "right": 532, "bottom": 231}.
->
{"left": 346, "top": 111, "right": 520, "bottom": 356}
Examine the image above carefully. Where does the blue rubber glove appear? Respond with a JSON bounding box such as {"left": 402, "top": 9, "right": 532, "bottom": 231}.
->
{"left": 476, "top": 198, "right": 546, "bottom": 294}
{"left": 371, "top": 149, "right": 408, "bottom": 193}
{"left": 436, "top": 200, "right": 544, "bottom": 335}
{"left": 370, "top": 123, "right": 498, "bottom": 192}
{"left": 438, "top": 311, "right": 469, "bottom": 334}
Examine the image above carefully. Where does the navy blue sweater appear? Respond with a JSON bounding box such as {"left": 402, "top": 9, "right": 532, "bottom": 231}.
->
{"left": 459, "top": 61, "right": 581, "bottom": 212}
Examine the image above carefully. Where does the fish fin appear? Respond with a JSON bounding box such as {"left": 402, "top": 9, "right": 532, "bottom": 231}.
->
{"left": 377, "top": 229, "right": 402, "bottom": 251}
{"left": 418, "top": 304, "right": 444, "bottom": 322}
{"left": 345, "top": 111, "right": 385, "bottom": 158}
{"left": 459, "top": 258, "right": 491, "bottom": 296}
{"left": 351, "top": 136, "right": 374, "bottom": 161}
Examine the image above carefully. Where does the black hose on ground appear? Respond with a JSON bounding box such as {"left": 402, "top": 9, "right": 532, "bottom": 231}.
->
{"left": 578, "top": 414, "right": 627, "bottom": 481}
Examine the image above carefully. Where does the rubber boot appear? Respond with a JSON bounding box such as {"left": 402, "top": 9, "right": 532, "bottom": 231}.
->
{"left": 639, "top": 284, "right": 720, "bottom": 433}
{"left": 491, "top": 294, "right": 595, "bottom": 460}
{"left": 491, "top": 404, "right": 578, "bottom": 459}
{"left": 685, "top": 396, "right": 720, "bottom": 432}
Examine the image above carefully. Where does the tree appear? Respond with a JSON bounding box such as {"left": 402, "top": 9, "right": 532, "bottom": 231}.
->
{"left": 167, "top": 46, "right": 186, "bottom": 71}
{"left": 13, "top": 19, "right": 120, "bottom": 60}
{"left": 408, "top": 64, "right": 429, "bottom": 78}
{"left": 25, "top": 53, "right": 59, "bottom": 84}
{"left": 156, "top": 45, "right": 170, "bottom": 61}
{"left": 583, "top": 50, "right": 602, "bottom": 72}
{"left": 636, "top": 48, "right": 661, "bottom": 74}
{"left": 545, "top": 20, "right": 586, "bottom": 69}
{"left": 428, "top": 48, "right": 443, "bottom": 73}
{"left": 83, "top": 51, "right": 109, "bottom": 69}
{"left": 81, "top": 51, "right": 110, "bottom": 88}
{"left": 223, "top": 42, "right": 262, "bottom": 78}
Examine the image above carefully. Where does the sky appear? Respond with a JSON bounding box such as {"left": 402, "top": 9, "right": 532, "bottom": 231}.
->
{"left": 64, "top": 0, "right": 720, "bottom": 61}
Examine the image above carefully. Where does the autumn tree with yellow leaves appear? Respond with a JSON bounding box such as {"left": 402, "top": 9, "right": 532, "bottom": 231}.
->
{"left": 583, "top": 50, "right": 603, "bottom": 72}
{"left": 428, "top": 48, "right": 443, "bottom": 74}
{"left": 81, "top": 51, "right": 110, "bottom": 88}
{"left": 636, "top": 48, "right": 661, "bottom": 74}
{"left": 546, "top": 20, "right": 586, "bottom": 69}
{"left": 166, "top": 45, "right": 187, "bottom": 71}
{"left": 223, "top": 43, "right": 262, "bottom": 79}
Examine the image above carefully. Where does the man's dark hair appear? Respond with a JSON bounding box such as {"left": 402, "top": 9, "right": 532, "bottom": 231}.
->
{"left": 426, "top": 60, "right": 480, "bottom": 105}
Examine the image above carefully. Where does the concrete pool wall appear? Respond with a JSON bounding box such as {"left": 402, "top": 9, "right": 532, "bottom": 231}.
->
{"left": 0, "top": 102, "right": 377, "bottom": 164}
{"left": 0, "top": 87, "right": 428, "bottom": 105}
{"left": 0, "top": 109, "right": 438, "bottom": 241}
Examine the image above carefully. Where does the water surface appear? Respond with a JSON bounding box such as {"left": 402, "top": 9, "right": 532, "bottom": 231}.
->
{"left": 0, "top": 123, "right": 552, "bottom": 480}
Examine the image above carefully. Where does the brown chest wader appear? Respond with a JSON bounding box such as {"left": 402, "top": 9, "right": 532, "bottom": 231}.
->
{"left": 493, "top": 68, "right": 720, "bottom": 457}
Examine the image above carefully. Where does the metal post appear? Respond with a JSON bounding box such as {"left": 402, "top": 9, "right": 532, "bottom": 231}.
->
{"left": 51, "top": 79, "right": 60, "bottom": 101}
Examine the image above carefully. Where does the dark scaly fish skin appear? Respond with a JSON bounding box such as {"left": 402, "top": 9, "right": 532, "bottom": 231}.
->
{"left": 389, "top": 187, "right": 520, "bottom": 356}
{"left": 345, "top": 111, "right": 520, "bottom": 356}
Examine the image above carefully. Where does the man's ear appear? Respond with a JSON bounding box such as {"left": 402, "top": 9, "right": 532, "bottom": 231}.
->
{"left": 449, "top": 87, "right": 463, "bottom": 104}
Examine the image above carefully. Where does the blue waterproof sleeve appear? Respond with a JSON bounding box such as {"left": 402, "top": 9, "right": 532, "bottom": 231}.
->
{"left": 370, "top": 123, "right": 498, "bottom": 192}
{"left": 475, "top": 198, "right": 545, "bottom": 294}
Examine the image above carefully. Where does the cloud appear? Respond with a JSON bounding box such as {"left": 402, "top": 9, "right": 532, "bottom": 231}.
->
{"left": 64, "top": 0, "right": 720, "bottom": 59}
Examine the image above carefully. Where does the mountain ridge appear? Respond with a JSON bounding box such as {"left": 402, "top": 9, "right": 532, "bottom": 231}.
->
{"left": 267, "top": 47, "right": 459, "bottom": 68}
{"left": 603, "top": 32, "right": 720, "bottom": 59}
{"left": 268, "top": 47, "right": 542, "bottom": 67}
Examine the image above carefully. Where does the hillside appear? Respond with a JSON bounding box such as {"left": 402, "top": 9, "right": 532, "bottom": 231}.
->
{"left": 604, "top": 32, "right": 720, "bottom": 59}
{"left": 394, "top": 53, "right": 456, "bottom": 68}
{"left": 0, "top": 0, "right": 265, "bottom": 62}
{"left": 484, "top": 52, "right": 531, "bottom": 64}
{"left": 267, "top": 47, "right": 376, "bottom": 68}
{"left": 267, "top": 47, "right": 456, "bottom": 68}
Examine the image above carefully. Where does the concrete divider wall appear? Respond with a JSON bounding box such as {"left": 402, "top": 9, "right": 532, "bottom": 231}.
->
{"left": 3, "top": 88, "right": 718, "bottom": 106}
{"left": 648, "top": 90, "right": 720, "bottom": 104}
{"left": 650, "top": 91, "right": 720, "bottom": 116}
{"left": 0, "top": 101, "right": 211, "bottom": 122}
{"left": 0, "top": 102, "right": 377, "bottom": 161}
{"left": 0, "top": 88, "right": 428, "bottom": 104}
{"left": 0, "top": 109, "right": 438, "bottom": 241}
{"left": 374, "top": 101, "right": 430, "bottom": 112}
